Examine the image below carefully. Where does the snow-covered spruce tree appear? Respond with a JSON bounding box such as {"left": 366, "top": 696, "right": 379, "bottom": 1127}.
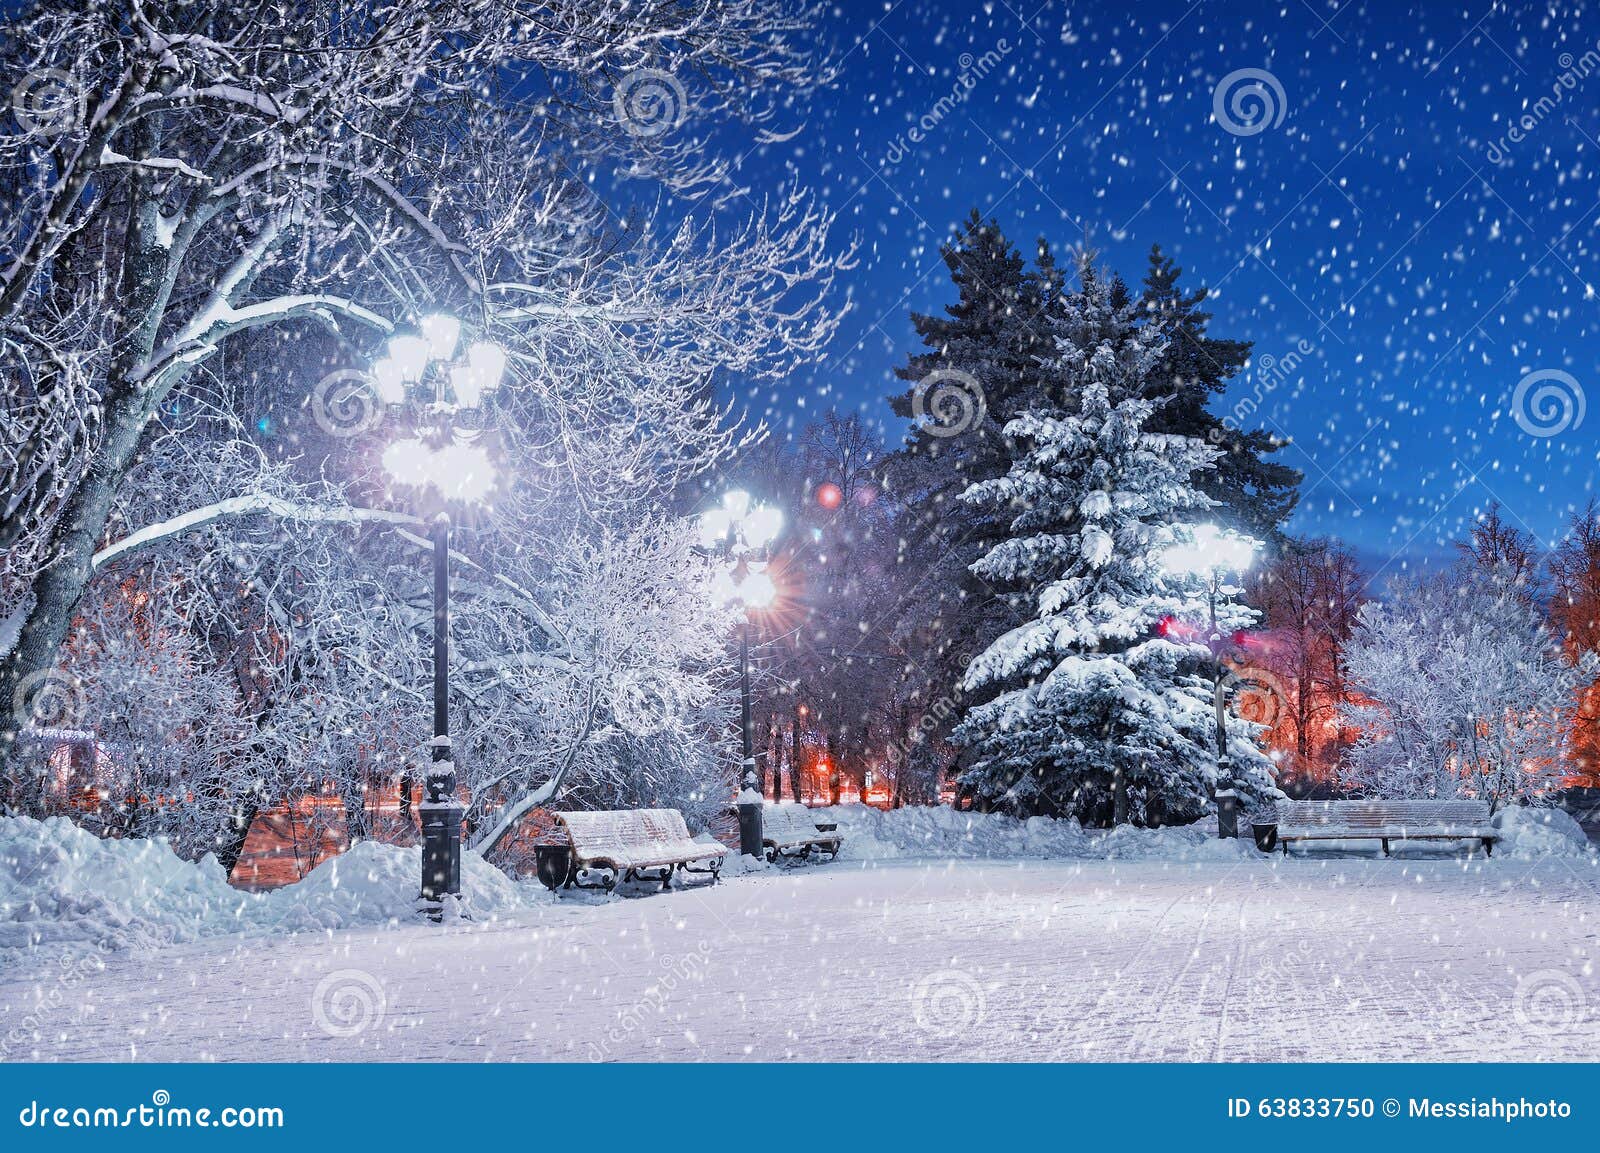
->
{"left": 1137, "top": 245, "right": 1301, "bottom": 541}
{"left": 881, "top": 215, "right": 1060, "bottom": 796}
{"left": 954, "top": 262, "right": 1275, "bottom": 827}
{"left": 1339, "top": 567, "right": 1591, "bottom": 810}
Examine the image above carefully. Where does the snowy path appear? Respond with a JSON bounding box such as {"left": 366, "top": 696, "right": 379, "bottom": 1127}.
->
{"left": 3, "top": 854, "right": 1597, "bottom": 1062}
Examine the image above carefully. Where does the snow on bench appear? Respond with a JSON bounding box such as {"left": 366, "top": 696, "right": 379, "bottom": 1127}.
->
{"left": 761, "top": 804, "right": 842, "bottom": 862}
{"left": 1275, "top": 799, "right": 1499, "bottom": 857}
{"left": 555, "top": 808, "right": 726, "bottom": 890}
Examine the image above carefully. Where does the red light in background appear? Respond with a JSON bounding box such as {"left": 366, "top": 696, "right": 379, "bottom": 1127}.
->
{"left": 816, "top": 483, "right": 843, "bottom": 510}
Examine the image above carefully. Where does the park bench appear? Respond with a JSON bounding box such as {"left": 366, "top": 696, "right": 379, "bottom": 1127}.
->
{"left": 1274, "top": 799, "right": 1499, "bottom": 857}
{"left": 549, "top": 808, "right": 726, "bottom": 891}
{"left": 761, "top": 804, "right": 843, "bottom": 862}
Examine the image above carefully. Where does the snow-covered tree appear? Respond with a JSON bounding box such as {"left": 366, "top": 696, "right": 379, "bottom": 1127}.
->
{"left": 1340, "top": 569, "right": 1591, "bottom": 810}
{"left": 1137, "top": 245, "right": 1300, "bottom": 540}
{"left": 955, "top": 262, "right": 1275, "bottom": 827}
{"left": 1550, "top": 500, "right": 1600, "bottom": 783}
{"left": 0, "top": 0, "right": 846, "bottom": 804}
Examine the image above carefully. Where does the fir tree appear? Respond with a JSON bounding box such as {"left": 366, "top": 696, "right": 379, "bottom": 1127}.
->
{"left": 1139, "top": 245, "right": 1301, "bottom": 539}
{"left": 888, "top": 210, "right": 1056, "bottom": 510}
{"left": 881, "top": 214, "right": 1059, "bottom": 780}
{"left": 955, "top": 258, "right": 1277, "bottom": 827}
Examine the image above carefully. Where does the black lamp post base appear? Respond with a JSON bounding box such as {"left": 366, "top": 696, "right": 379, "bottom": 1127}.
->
{"left": 737, "top": 795, "right": 764, "bottom": 859}
{"left": 419, "top": 799, "right": 465, "bottom": 917}
{"left": 1215, "top": 788, "right": 1240, "bottom": 839}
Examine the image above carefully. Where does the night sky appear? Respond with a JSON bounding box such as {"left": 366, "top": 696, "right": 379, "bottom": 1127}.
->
{"left": 733, "top": 0, "right": 1600, "bottom": 576}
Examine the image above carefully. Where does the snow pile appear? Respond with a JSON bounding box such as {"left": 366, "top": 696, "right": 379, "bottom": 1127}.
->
{"left": 806, "top": 804, "right": 1249, "bottom": 863}
{"left": 1494, "top": 805, "right": 1593, "bottom": 859}
{"left": 0, "top": 815, "right": 249, "bottom": 955}
{"left": 0, "top": 816, "right": 539, "bottom": 963}
{"left": 258, "top": 839, "right": 533, "bottom": 934}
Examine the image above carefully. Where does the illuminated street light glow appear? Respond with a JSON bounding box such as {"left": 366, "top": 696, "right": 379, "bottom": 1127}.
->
{"left": 383, "top": 436, "right": 495, "bottom": 503}
{"left": 387, "top": 333, "right": 431, "bottom": 382}
{"left": 420, "top": 313, "right": 461, "bottom": 362}
{"left": 465, "top": 341, "right": 507, "bottom": 395}
{"left": 1161, "top": 523, "right": 1259, "bottom": 577}
{"left": 745, "top": 504, "right": 783, "bottom": 550}
{"left": 370, "top": 357, "right": 407, "bottom": 405}
{"left": 740, "top": 570, "right": 777, "bottom": 608}
{"left": 699, "top": 507, "right": 733, "bottom": 549}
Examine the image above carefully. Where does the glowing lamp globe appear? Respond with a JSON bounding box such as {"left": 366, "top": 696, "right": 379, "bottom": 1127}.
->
{"left": 420, "top": 313, "right": 461, "bottom": 362}
{"left": 745, "top": 504, "right": 783, "bottom": 550}
{"left": 370, "top": 358, "right": 407, "bottom": 405}
{"left": 465, "top": 342, "right": 508, "bottom": 395}
{"left": 739, "top": 570, "right": 777, "bottom": 608}
{"left": 386, "top": 334, "right": 431, "bottom": 383}
{"left": 699, "top": 507, "right": 733, "bottom": 549}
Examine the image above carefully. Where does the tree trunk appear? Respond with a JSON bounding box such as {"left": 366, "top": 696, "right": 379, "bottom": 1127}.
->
{"left": 1, "top": 379, "right": 156, "bottom": 772}
{"left": 789, "top": 717, "right": 804, "bottom": 803}
{"left": 766, "top": 717, "right": 780, "bottom": 800}
{"left": 1112, "top": 766, "right": 1129, "bottom": 826}
{"left": 211, "top": 793, "right": 264, "bottom": 876}
{"left": 1, "top": 141, "right": 172, "bottom": 778}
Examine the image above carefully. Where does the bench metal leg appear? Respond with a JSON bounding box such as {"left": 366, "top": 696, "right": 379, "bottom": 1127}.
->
{"left": 570, "top": 865, "right": 618, "bottom": 891}
{"left": 678, "top": 859, "right": 722, "bottom": 887}
{"left": 1382, "top": 838, "right": 1389, "bottom": 856}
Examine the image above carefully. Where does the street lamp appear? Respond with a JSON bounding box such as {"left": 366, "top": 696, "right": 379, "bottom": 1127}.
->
{"left": 1160, "top": 523, "right": 1260, "bottom": 839}
{"left": 372, "top": 314, "right": 507, "bottom": 916}
{"left": 700, "top": 490, "right": 783, "bottom": 859}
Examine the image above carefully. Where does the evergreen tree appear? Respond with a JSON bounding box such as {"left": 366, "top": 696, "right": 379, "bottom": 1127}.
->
{"left": 955, "top": 259, "right": 1277, "bottom": 826}
{"left": 880, "top": 213, "right": 1059, "bottom": 789}
{"left": 1139, "top": 245, "right": 1301, "bottom": 539}
{"left": 889, "top": 211, "right": 1054, "bottom": 487}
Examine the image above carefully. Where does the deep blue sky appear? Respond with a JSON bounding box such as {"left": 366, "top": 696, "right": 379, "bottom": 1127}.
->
{"left": 731, "top": 0, "right": 1600, "bottom": 577}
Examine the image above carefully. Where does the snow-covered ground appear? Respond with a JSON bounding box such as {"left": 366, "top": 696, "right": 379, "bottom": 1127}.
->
{"left": 1, "top": 806, "right": 1596, "bottom": 1062}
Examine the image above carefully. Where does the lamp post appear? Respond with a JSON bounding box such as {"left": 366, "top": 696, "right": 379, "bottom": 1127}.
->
{"left": 1160, "top": 523, "right": 1260, "bottom": 839}
{"left": 700, "top": 491, "right": 782, "bottom": 859}
{"left": 369, "top": 314, "right": 507, "bottom": 914}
